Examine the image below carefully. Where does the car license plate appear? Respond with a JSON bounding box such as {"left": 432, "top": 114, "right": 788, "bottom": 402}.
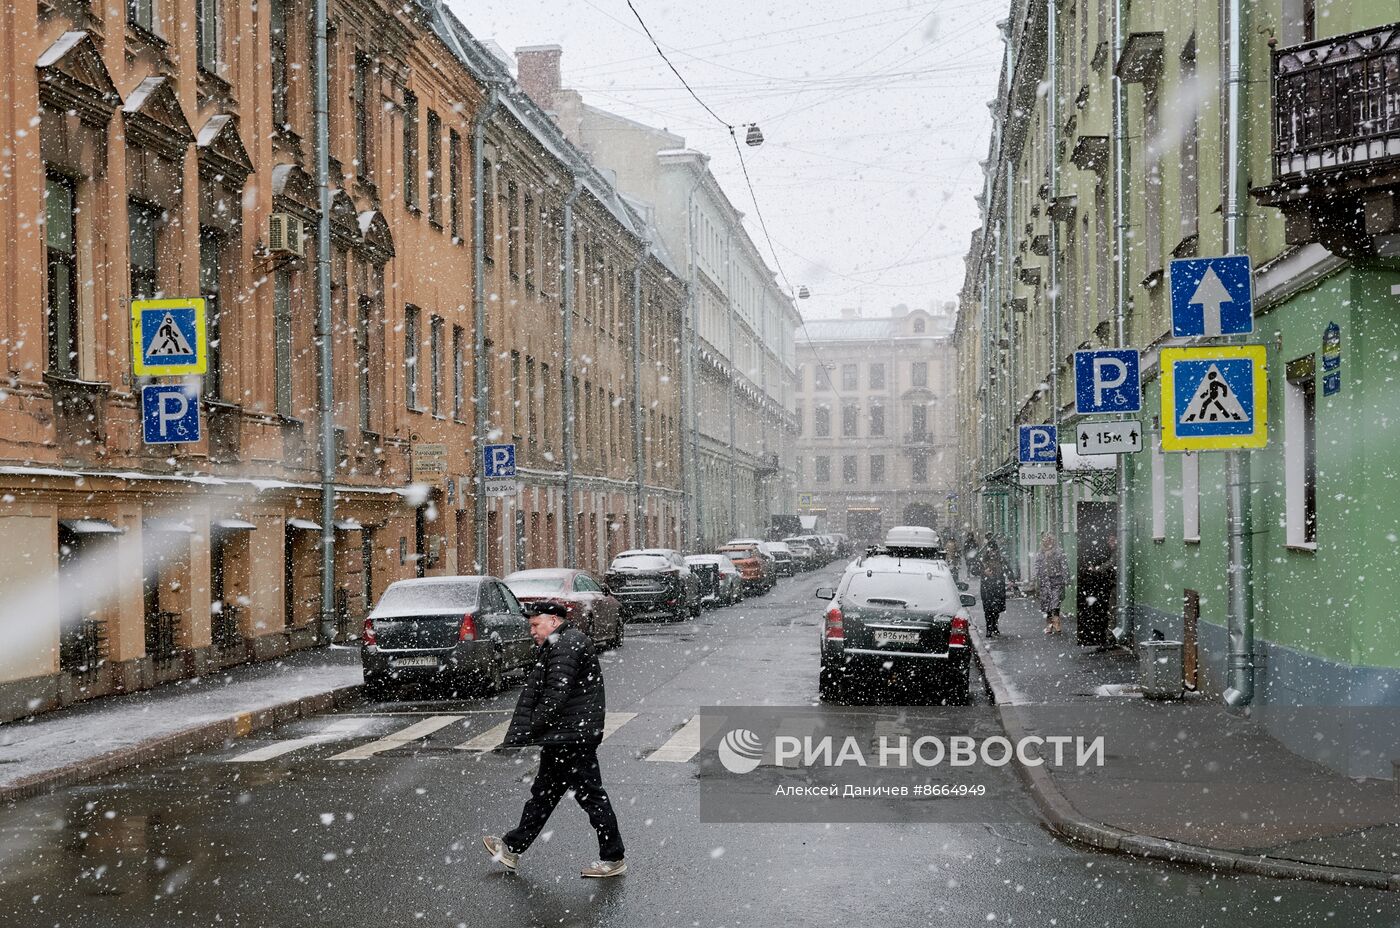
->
{"left": 392, "top": 656, "right": 438, "bottom": 668}
{"left": 875, "top": 630, "right": 920, "bottom": 646}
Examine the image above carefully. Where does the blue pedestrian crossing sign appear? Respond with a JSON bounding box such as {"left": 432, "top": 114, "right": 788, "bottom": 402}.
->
{"left": 1169, "top": 256, "right": 1254, "bottom": 338}
{"left": 141, "top": 383, "right": 201, "bottom": 444}
{"left": 1074, "top": 349, "right": 1141, "bottom": 415}
{"left": 1160, "top": 345, "right": 1268, "bottom": 451}
{"left": 1018, "top": 425, "right": 1058, "bottom": 464}
{"left": 484, "top": 443, "right": 517, "bottom": 478}
{"left": 131, "top": 298, "right": 207, "bottom": 376}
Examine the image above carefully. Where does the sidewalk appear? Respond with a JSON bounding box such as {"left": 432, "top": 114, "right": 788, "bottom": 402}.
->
{"left": 0, "top": 647, "right": 363, "bottom": 803}
{"left": 970, "top": 591, "right": 1400, "bottom": 891}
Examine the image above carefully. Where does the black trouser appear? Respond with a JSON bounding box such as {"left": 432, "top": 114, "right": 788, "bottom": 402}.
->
{"left": 504, "top": 744, "right": 625, "bottom": 862}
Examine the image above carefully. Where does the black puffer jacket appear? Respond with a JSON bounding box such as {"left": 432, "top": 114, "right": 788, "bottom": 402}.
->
{"left": 502, "top": 624, "right": 606, "bottom": 748}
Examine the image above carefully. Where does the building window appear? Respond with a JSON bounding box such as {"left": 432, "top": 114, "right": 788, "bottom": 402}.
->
{"left": 405, "top": 305, "right": 420, "bottom": 410}
{"left": 815, "top": 365, "right": 831, "bottom": 390}
{"left": 128, "top": 200, "right": 160, "bottom": 300}
{"left": 356, "top": 295, "right": 373, "bottom": 430}
{"left": 507, "top": 179, "right": 520, "bottom": 279}
{"left": 1179, "top": 40, "right": 1199, "bottom": 241}
{"left": 869, "top": 363, "right": 885, "bottom": 390}
{"left": 541, "top": 362, "right": 551, "bottom": 452}
{"left": 869, "top": 403, "right": 885, "bottom": 437}
{"left": 815, "top": 456, "right": 830, "bottom": 483}
{"left": 1182, "top": 452, "right": 1200, "bottom": 542}
{"left": 361, "top": 531, "right": 375, "bottom": 607}
{"left": 912, "top": 455, "right": 928, "bottom": 483}
{"left": 1144, "top": 79, "right": 1163, "bottom": 272}
{"left": 1285, "top": 356, "right": 1318, "bottom": 547}
{"left": 910, "top": 404, "right": 927, "bottom": 436}
{"left": 199, "top": 229, "right": 223, "bottom": 397}
{"left": 913, "top": 317, "right": 926, "bottom": 333}
{"left": 795, "top": 402, "right": 803, "bottom": 436}
{"left": 843, "top": 455, "right": 857, "bottom": 485}
{"left": 1303, "top": 0, "right": 1316, "bottom": 41}
{"left": 870, "top": 454, "right": 885, "bottom": 484}
{"left": 425, "top": 109, "right": 441, "bottom": 227}
{"left": 196, "top": 0, "right": 219, "bottom": 73}
{"left": 448, "top": 129, "right": 462, "bottom": 241}
{"left": 482, "top": 159, "right": 494, "bottom": 262}
{"left": 1150, "top": 437, "right": 1166, "bottom": 540}
{"left": 814, "top": 405, "right": 831, "bottom": 437}
{"left": 523, "top": 192, "right": 536, "bottom": 290}
{"left": 128, "top": 0, "right": 156, "bottom": 33}
{"left": 429, "top": 314, "right": 443, "bottom": 417}
{"left": 274, "top": 269, "right": 293, "bottom": 416}
{"left": 269, "top": 0, "right": 289, "bottom": 129}
{"left": 402, "top": 89, "right": 419, "bottom": 211}
{"left": 841, "top": 363, "right": 857, "bottom": 392}
{"left": 509, "top": 350, "right": 521, "bottom": 435}
{"left": 911, "top": 361, "right": 927, "bottom": 388}
{"left": 842, "top": 404, "right": 858, "bottom": 438}
{"left": 353, "top": 52, "right": 373, "bottom": 179}
{"left": 45, "top": 173, "right": 78, "bottom": 378}
{"left": 452, "top": 325, "right": 465, "bottom": 421}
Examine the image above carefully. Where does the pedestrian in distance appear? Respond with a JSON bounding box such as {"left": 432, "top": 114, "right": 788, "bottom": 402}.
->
{"left": 1036, "top": 532, "right": 1068, "bottom": 636}
{"left": 483, "top": 604, "right": 626, "bottom": 879}
{"left": 943, "top": 531, "right": 961, "bottom": 582}
{"left": 978, "top": 537, "right": 1009, "bottom": 638}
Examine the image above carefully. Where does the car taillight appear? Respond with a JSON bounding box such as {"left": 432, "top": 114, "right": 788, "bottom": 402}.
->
{"left": 949, "top": 614, "right": 969, "bottom": 647}
{"left": 458, "top": 612, "right": 478, "bottom": 641}
{"left": 362, "top": 618, "right": 376, "bottom": 646}
{"left": 824, "top": 605, "right": 844, "bottom": 640}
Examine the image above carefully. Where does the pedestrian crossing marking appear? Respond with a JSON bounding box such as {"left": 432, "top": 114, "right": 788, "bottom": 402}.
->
{"left": 327, "top": 714, "right": 461, "bottom": 760}
{"left": 230, "top": 717, "right": 372, "bottom": 763}
{"left": 646, "top": 716, "right": 701, "bottom": 763}
{"left": 1179, "top": 364, "right": 1248, "bottom": 424}
{"left": 455, "top": 721, "right": 511, "bottom": 753}
{"left": 602, "top": 712, "right": 637, "bottom": 738}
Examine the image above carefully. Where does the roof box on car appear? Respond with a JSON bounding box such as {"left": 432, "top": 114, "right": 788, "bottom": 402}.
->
{"left": 882, "top": 526, "right": 941, "bottom": 550}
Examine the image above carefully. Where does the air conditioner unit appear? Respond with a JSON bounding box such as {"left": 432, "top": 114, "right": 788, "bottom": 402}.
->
{"left": 267, "top": 212, "right": 305, "bottom": 257}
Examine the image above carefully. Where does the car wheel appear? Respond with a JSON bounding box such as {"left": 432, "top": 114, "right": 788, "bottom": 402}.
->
{"left": 613, "top": 616, "right": 625, "bottom": 648}
{"left": 690, "top": 593, "right": 702, "bottom": 619}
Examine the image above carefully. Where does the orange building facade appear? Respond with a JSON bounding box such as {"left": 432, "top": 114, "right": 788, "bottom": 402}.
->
{"left": 0, "top": 0, "right": 684, "bottom": 719}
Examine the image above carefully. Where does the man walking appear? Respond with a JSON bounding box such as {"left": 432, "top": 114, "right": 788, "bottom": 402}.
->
{"left": 483, "top": 605, "right": 626, "bottom": 878}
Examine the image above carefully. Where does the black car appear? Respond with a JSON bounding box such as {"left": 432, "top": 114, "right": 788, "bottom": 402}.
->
{"left": 605, "top": 549, "right": 701, "bottom": 622}
{"left": 816, "top": 554, "right": 976, "bottom": 704}
{"left": 361, "top": 576, "right": 545, "bottom": 699}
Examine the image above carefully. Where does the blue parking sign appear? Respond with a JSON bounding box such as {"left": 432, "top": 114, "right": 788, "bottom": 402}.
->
{"left": 1074, "top": 349, "right": 1141, "bottom": 415}
{"left": 484, "top": 443, "right": 516, "bottom": 478}
{"left": 1169, "top": 256, "right": 1254, "bottom": 338}
{"left": 141, "top": 384, "right": 201, "bottom": 444}
{"left": 1018, "top": 425, "right": 1057, "bottom": 464}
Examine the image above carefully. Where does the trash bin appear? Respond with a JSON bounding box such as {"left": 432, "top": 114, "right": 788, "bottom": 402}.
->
{"left": 1138, "top": 639, "right": 1184, "bottom": 700}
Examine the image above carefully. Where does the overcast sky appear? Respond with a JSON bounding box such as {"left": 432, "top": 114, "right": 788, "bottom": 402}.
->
{"left": 446, "top": 0, "right": 1006, "bottom": 321}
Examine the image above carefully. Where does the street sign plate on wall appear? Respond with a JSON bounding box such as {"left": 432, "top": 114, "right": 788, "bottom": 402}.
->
{"left": 1018, "top": 425, "right": 1058, "bottom": 464}
{"left": 1074, "top": 349, "right": 1141, "bottom": 414}
{"left": 131, "top": 298, "right": 207, "bottom": 376}
{"left": 1169, "top": 256, "right": 1254, "bottom": 338}
{"left": 1160, "top": 345, "right": 1268, "bottom": 451}
{"left": 140, "top": 383, "right": 201, "bottom": 444}
{"left": 1076, "top": 420, "right": 1143, "bottom": 455}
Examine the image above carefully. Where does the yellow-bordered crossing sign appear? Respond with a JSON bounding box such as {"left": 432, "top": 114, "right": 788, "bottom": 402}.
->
{"left": 1160, "top": 344, "right": 1267, "bottom": 451}
{"left": 131, "top": 298, "right": 207, "bottom": 376}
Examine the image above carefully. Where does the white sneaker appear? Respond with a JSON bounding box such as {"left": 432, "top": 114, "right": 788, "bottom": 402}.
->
{"left": 482, "top": 835, "right": 519, "bottom": 872}
{"left": 580, "top": 858, "right": 627, "bottom": 878}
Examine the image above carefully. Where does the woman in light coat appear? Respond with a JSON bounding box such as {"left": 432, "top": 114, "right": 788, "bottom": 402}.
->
{"left": 1035, "top": 532, "right": 1068, "bottom": 635}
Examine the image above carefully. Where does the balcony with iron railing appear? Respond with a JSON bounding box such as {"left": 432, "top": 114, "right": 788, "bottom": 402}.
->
{"left": 1254, "top": 22, "right": 1400, "bottom": 256}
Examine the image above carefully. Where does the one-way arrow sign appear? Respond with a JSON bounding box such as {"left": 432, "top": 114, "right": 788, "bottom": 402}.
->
{"left": 1076, "top": 420, "right": 1143, "bottom": 456}
{"left": 1169, "top": 256, "right": 1254, "bottom": 337}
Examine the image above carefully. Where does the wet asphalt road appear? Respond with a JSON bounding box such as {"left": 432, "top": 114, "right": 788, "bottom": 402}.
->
{"left": 2, "top": 567, "right": 1399, "bottom": 927}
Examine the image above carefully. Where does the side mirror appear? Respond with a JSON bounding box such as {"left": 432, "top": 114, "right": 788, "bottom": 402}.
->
{"left": 960, "top": 594, "right": 977, "bottom": 608}
{"left": 815, "top": 587, "right": 836, "bottom": 601}
{"left": 956, "top": 581, "right": 970, "bottom": 592}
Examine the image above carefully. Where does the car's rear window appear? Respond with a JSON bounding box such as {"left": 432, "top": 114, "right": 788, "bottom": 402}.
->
{"left": 507, "top": 576, "right": 567, "bottom": 594}
{"left": 720, "top": 550, "right": 752, "bottom": 562}
{"left": 611, "top": 554, "right": 670, "bottom": 570}
{"left": 843, "top": 571, "right": 957, "bottom": 611}
{"left": 372, "top": 581, "right": 478, "bottom": 616}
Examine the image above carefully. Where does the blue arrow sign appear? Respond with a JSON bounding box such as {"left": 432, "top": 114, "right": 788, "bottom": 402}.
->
{"left": 1169, "top": 256, "right": 1254, "bottom": 338}
{"left": 1074, "top": 349, "right": 1141, "bottom": 415}
{"left": 484, "top": 443, "right": 517, "bottom": 478}
{"left": 141, "top": 384, "right": 201, "bottom": 444}
{"left": 1018, "top": 425, "right": 1057, "bottom": 464}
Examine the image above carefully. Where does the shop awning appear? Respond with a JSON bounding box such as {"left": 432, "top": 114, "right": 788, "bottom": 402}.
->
{"left": 286, "top": 518, "right": 322, "bottom": 531}
{"left": 145, "top": 518, "right": 195, "bottom": 534}
{"left": 58, "top": 518, "right": 124, "bottom": 535}
{"left": 1060, "top": 443, "right": 1116, "bottom": 473}
{"left": 212, "top": 518, "right": 257, "bottom": 531}
{"left": 333, "top": 518, "right": 364, "bottom": 531}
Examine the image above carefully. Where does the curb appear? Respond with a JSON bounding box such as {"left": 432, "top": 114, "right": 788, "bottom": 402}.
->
{"left": 0, "top": 684, "right": 361, "bottom": 805}
{"left": 970, "top": 627, "right": 1399, "bottom": 892}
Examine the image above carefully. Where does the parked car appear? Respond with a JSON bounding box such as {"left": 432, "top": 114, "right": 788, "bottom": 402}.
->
{"left": 799, "top": 534, "right": 834, "bottom": 562}
{"left": 830, "top": 533, "right": 853, "bottom": 558}
{"left": 361, "top": 576, "right": 544, "bottom": 700}
{"left": 504, "top": 568, "right": 624, "bottom": 649}
{"left": 605, "top": 549, "right": 701, "bottom": 622}
{"left": 717, "top": 543, "right": 775, "bottom": 593}
{"left": 816, "top": 546, "right": 976, "bottom": 705}
{"left": 685, "top": 554, "right": 744, "bottom": 606}
{"left": 764, "top": 542, "right": 797, "bottom": 577}
{"left": 782, "top": 537, "right": 819, "bottom": 570}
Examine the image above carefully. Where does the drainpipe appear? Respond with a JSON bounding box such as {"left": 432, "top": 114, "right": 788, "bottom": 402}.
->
{"left": 1046, "top": 0, "right": 1062, "bottom": 543}
{"left": 1222, "top": 0, "right": 1254, "bottom": 706}
{"left": 313, "top": 0, "right": 336, "bottom": 642}
{"left": 1110, "top": 0, "right": 1134, "bottom": 645}
{"left": 684, "top": 180, "right": 704, "bottom": 549}
{"left": 471, "top": 86, "right": 501, "bottom": 572}
{"left": 1004, "top": 161, "right": 1015, "bottom": 552}
{"left": 632, "top": 244, "right": 648, "bottom": 547}
{"left": 561, "top": 178, "right": 584, "bottom": 567}
{"left": 725, "top": 232, "right": 738, "bottom": 537}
